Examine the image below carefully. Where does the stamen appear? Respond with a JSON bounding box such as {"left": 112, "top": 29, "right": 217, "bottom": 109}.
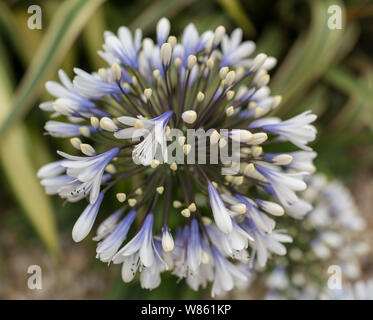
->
{"left": 173, "top": 200, "right": 182, "bottom": 208}
{"left": 128, "top": 198, "right": 137, "bottom": 207}
{"left": 181, "top": 208, "right": 190, "bottom": 218}
{"left": 183, "top": 144, "right": 192, "bottom": 155}
{"left": 225, "top": 106, "right": 234, "bottom": 117}
{"left": 105, "top": 164, "right": 117, "bottom": 174}
{"left": 142, "top": 88, "right": 152, "bottom": 101}
{"left": 156, "top": 186, "right": 164, "bottom": 194}
{"left": 188, "top": 203, "right": 197, "bottom": 212}
{"left": 116, "top": 193, "right": 126, "bottom": 202}
{"left": 170, "top": 162, "right": 178, "bottom": 171}
{"left": 197, "top": 92, "right": 205, "bottom": 102}
{"left": 151, "top": 159, "right": 160, "bottom": 168}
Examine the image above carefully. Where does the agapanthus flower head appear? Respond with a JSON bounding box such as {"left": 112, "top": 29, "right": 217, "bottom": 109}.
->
{"left": 38, "top": 17, "right": 318, "bottom": 296}
{"left": 262, "top": 174, "right": 370, "bottom": 300}
{"left": 320, "top": 278, "right": 373, "bottom": 300}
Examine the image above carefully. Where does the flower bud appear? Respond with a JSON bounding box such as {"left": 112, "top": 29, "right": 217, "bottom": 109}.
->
{"left": 181, "top": 110, "right": 197, "bottom": 124}
{"left": 162, "top": 227, "right": 174, "bottom": 252}
{"left": 100, "top": 117, "right": 118, "bottom": 132}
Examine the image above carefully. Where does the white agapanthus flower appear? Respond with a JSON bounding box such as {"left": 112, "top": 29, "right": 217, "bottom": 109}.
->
{"left": 37, "top": 17, "right": 318, "bottom": 296}
{"left": 262, "top": 174, "right": 370, "bottom": 300}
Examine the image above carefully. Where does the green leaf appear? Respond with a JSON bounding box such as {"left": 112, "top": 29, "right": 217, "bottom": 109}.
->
{"left": 129, "top": 0, "right": 197, "bottom": 33}
{"left": 255, "top": 26, "right": 286, "bottom": 59}
{"left": 271, "top": 0, "right": 359, "bottom": 116}
{"left": 0, "top": 39, "right": 60, "bottom": 258}
{"left": 324, "top": 65, "right": 373, "bottom": 101}
{"left": 0, "top": 0, "right": 106, "bottom": 138}
{"left": 0, "top": 2, "right": 30, "bottom": 64}
{"left": 326, "top": 66, "right": 373, "bottom": 131}
{"left": 82, "top": 9, "right": 107, "bottom": 69}
{"left": 217, "top": 0, "right": 256, "bottom": 37}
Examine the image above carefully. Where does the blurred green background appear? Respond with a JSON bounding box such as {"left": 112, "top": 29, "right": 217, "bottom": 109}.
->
{"left": 0, "top": 0, "right": 372, "bottom": 299}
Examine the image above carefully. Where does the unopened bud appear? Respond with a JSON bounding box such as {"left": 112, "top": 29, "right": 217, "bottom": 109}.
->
{"left": 174, "top": 58, "right": 182, "bottom": 68}
{"left": 231, "top": 203, "right": 247, "bottom": 214}
{"left": 170, "top": 162, "right": 177, "bottom": 171}
{"left": 253, "top": 107, "right": 263, "bottom": 119}
{"left": 100, "top": 117, "right": 118, "bottom": 132}
{"left": 162, "top": 228, "right": 174, "bottom": 252}
{"left": 105, "top": 164, "right": 116, "bottom": 174}
{"left": 219, "top": 67, "right": 229, "bottom": 80}
{"left": 161, "top": 43, "right": 172, "bottom": 66}
{"left": 224, "top": 71, "right": 235, "bottom": 86}
{"left": 144, "top": 88, "right": 152, "bottom": 101}
{"left": 213, "top": 25, "right": 226, "bottom": 45}
{"left": 111, "top": 63, "right": 122, "bottom": 81}
{"left": 79, "top": 126, "right": 91, "bottom": 138}
{"left": 253, "top": 70, "right": 270, "bottom": 87}
{"left": 153, "top": 69, "right": 160, "bottom": 79}
{"left": 178, "top": 136, "right": 186, "bottom": 146}
{"left": 197, "top": 92, "right": 205, "bottom": 102}
{"left": 232, "top": 176, "right": 244, "bottom": 185}
{"left": 272, "top": 154, "right": 293, "bottom": 165}
{"left": 70, "top": 137, "right": 82, "bottom": 150}
{"left": 226, "top": 106, "right": 234, "bottom": 117}
{"left": 258, "top": 200, "right": 284, "bottom": 216}
{"left": 98, "top": 68, "right": 107, "bottom": 81}
{"left": 80, "top": 143, "right": 96, "bottom": 156}
{"left": 206, "top": 58, "right": 214, "bottom": 70}
{"left": 90, "top": 117, "right": 99, "bottom": 129}
{"left": 250, "top": 132, "right": 268, "bottom": 145}
{"left": 226, "top": 90, "right": 235, "bottom": 100}
{"left": 183, "top": 144, "right": 192, "bottom": 155}
{"left": 210, "top": 130, "right": 220, "bottom": 145}
{"left": 251, "top": 146, "right": 263, "bottom": 157}
{"left": 219, "top": 137, "right": 227, "bottom": 148}
{"left": 181, "top": 110, "right": 197, "bottom": 124}
{"left": 250, "top": 53, "right": 267, "bottom": 72}
{"left": 272, "top": 95, "right": 282, "bottom": 109}
{"left": 201, "top": 216, "right": 212, "bottom": 226}
{"left": 187, "top": 55, "right": 197, "bottom": 69}
{"left": 167, "top": 36, "right": 177, "bottom": 48}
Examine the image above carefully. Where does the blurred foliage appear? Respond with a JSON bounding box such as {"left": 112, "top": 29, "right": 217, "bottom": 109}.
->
{"left": 0, "top": 0, "right": 372, "bottom": 299}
